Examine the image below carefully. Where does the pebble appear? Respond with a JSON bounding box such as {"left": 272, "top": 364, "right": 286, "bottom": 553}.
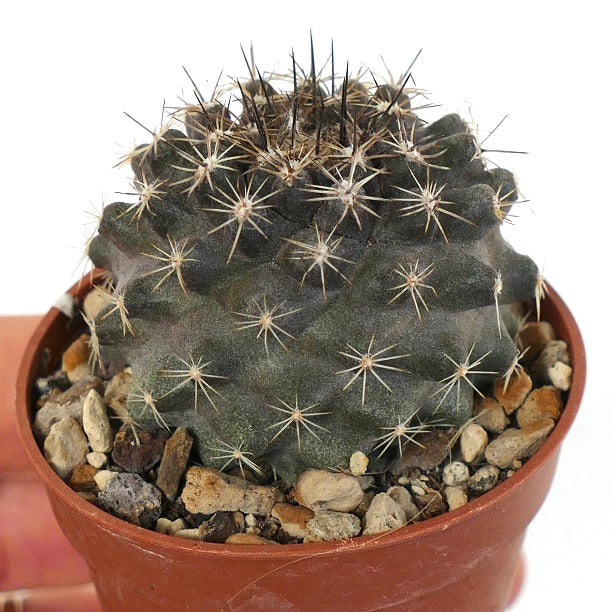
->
{"left": 155, "top": 427, "right": 193, "bottom": 501}
{"left": 82, "top": 389, "right": 113, "bottom": 452}
{"left": 69, "top": 463, "right": 99, "bottom": 492}
{"left": 362, "top": 493, "right": 407, "bottom": 536}
{"left": 155, "top": 517, "right": 173, "bottom": 534}
{"left": 97, "top": 473, "right": 162, "bottom": 528}
{"left": 445, "top": 486, "right": 468, "bottom": 510}
{"left": 181, "top": 467, "right": 279, "bottom": 516}
{"left": 485, "top": 419, "right": 555, "bottom": 468}
{"left": 33, "top": 376, "right": 103, "bottom": 441}
{"left": 305, "top": 510, "right": 361, "bottom": 542}
{"left": 168, "top": 518, "right": 186, "bottom": 536}
{"left": 94, "top": 470, "right": 118, "bottom": 491}
{"left": 174, "top": 528, "right": 200, "bottom": 540}
{"left": 517, "top": 321, "right": 556, "bottom": 364}
{"left": 43, "top": 416, "right": 89, "bottom": 480}
{"left": 516, "top": 386, "right": 563, "bottom": 428}
{"left": 548, "top": 362, "right": 573, "bottom": 391}
{"left": 86, "top": 451, "right": 108, "bottom": 469}
{"left": 494, "top": 369, "right": 533, "bottom": 415}
{"left": 396, "top": 429, "right": 452, "bottom": 471}
{"left": 460, "top": 424, "right": 488, "bottom": 463}
{"left": 349, "top": 451, "right": 369, "bottom": 476}
{"left": 293, "top": 469, "right": 363, "bottom": 512}
{"left": 83, "top": 286, "right": 112, "bottom": 320}
{"left": 442, "top": 461, "right": 470, "bottom": 487}
{"left": 112, "top": 425, "right": 169, "bottom": 473}
{"left": 199, "top": 512, "right": 242, "bottom": 543}
{"left": 225, "top": 533, "right": 280, "bottom": 545}
{"left": 353, "top": 490, "right": 375, "bottom": 518}
{"left": 104, "top": 369, "right": 133, "bottom": 413}
{"left": 468, "top": 465, "right": 500, "bottom": 494}
{"left": 531, "top": 340, "right": 571, "bottom": 386}
{"left": 473, "top": 397, "right": 509, "bottom": 434}
{"left": 411, "top": 489, "right": 446, "bottom": 519}
{"left": 61, "top": 334, "right": 91, "bottom": 382}
{"left": 386, "top": 486, "right": 419, "bottom": 521}
{"left": 271, "top": 503, "right": 314, "bottom": 539}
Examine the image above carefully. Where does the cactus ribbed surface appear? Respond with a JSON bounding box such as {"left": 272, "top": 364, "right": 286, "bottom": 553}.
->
{"left": 89, "top": 53, "right": 539, "bottom": 482}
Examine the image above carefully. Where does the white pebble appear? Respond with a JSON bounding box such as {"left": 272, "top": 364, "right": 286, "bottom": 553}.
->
{"left": 174, "top": 528, "right": 200, "bottom": 540}
{"left": 86, "top": 451, "right": 108, "bottom": 469}
{"left": 94, "top": 469, "right": 118, "bottom": 491}
{"left": 349, "top": 451, "right": 369, "bottom": 476}
{"left": 155, "top": 518, "right": 173, "bottom": 534}
{"left": 442, "top": 461, "right": 470, "bottom": 487}
{"left": 445, "top": 486, "right": 468, "bottom": 511}
{"left": 548, "top": 362, "right": 572, "bottom": 391}
{"left": 43, "top": 416, "right": 88, "bottom": 480}
{"left": 168, "top": 518, "right": 186, "bottom": 536}
{"left": 82, "top": 389, "right": 113, "bottom": 452}
{"left": 460, "top": 424, "right": 488, "bottom": 463}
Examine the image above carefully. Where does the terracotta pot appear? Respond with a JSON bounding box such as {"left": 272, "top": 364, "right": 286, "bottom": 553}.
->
{"left": 15, "top": 277, "right": 586, "bottom": 612}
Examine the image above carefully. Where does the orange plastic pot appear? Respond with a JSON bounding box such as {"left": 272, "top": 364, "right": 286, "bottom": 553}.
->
{"left": 15, "top": 277, "right": 585, "bottom": 612}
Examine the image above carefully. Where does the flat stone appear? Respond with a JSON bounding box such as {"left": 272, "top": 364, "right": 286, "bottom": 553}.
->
{"left": 293, "top": 469, "right": 363, "bottom": 512}
{"left": 155, "top": 427, "right": 193, "bottom": 501}
{"left": 349, "top": 451, "right": 369, "bottom": 476}
{"left": 396, "top": 430, "right": 452, "bottom": 471}
{"left": 199, "top": 511, "right": 243, "bottom": 543}
{"left": 271, "top": 502, "right": 314, "bottom": 539}
{"left": 531, "top": 340, "right": 571, "bottom": 386}
{"left": 43, "top": 416, "right": 89, "bottom": 480}
{"left": 494, "top": 369, "right": 533, "bottom": 415}
{"left": 97, "top": 473, "right": 162, "bottom": 528}
{"left": 112, "top": 425, "right": 169, "bottom": 473}
{"left": 225, "top": 533, "right": 280, "bottom": 545}
{"left": 460, "top": 424, "right": 488, "bottom": 464}
{"left": 86, "top": 451, "right": 108, "bottom": 469}
{"left": 473, "top": 397, "right": 509, "bottom": 434}
{"left": 82, "top": 389, "right": 113, "bottom": 452}
{"left": 548, "top": 362, "right": 572, "bottom": 391}
{"left": 33, "top": 376, "right": 103, "bottom": 442}
{"left": 362, "top": 493, "right": 407, "bottom": 536}
{"left": 306, "top": 510, "right": 361, "bottom": 542}
{"left": 468, "top": 465, "right": 500, "bottom": 494}
{"left": 445, "top": 486, "right": 468, "bottom": 510}
{"left": 517, "top": 321, "right": 556, "bottom": 364}
{"left": 485, "top": 420, "right": 555, "bottom": 468}
{"left": 69, "top": 463, "right": 99, "bottom": 492}
{"left": 516, "top": 386, "right": 563, "bottom": 428}
{"left": 94, "top": 470, "right": 118, "bottom": 491}
{"left": 442, "top": 461, "right": 470, "bottom": 487}
{"left": 61, "top": 334, "right": 91, "bottom": 382}
{"left": 386, "top": 486, "right": 419, "bottom": 521}
{"left": 181, "top": 467, "right": 279, "bottom": 516}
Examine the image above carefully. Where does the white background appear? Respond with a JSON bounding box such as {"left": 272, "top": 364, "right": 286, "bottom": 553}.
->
{"left": 1, "top": 1, "right": 609, "bottom": 609}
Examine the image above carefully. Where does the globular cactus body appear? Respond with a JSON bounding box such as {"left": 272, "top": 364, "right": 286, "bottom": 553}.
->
{"left": 89, "top": 53, "right": 538, "bottom": 482}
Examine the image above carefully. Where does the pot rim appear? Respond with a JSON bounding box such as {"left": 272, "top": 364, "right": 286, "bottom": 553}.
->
{"left": 15, "top": 276, "right": 586, "bottom": 560}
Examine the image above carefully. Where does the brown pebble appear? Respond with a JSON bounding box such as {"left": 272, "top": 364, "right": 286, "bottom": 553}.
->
{"left": 473, "top": 397, "right": 509, "bottom": 434}
{"left": 271, "top": 502, "right": 314, "bottom": 539}
{"left": 69, "top": 463, "right": 99, "bottom": 492}
{"left": 225, "top": 533, "right": 280, "bottom": 545}
{"left": 61, "top": 334, "right": 91, "bottom": 382}
{"left": 517, "top": 321, "right": 556, "bottom": 364}
{"left": 112, "top": 425, "right": 169, "bottom": 473}
{"left": 516, "top": 386, "right": 563, "bottom": 428}
{"left": 397, "top": 430, "right": 452, "bottom": 471}
{"left": 412, "top": 490, "right": 446, "bottom": 519}
{"left": 199, "top": 511, "right": 243, "bottom": 543}
{"left": 156, "top": 427, "right": 193, "bottom": 501}
{"left": 494, "top": 369, "right": 533, "bottom": 415}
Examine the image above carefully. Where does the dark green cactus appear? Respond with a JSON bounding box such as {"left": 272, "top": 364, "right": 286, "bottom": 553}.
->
{"left": 88, "top": 50, "right": 540, "bottom": 483}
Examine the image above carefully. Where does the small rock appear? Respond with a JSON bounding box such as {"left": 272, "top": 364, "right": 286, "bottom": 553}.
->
{"left": 362, "top": 493, "right": 407, "bottom": 536}
{"left": 531, "top": 340, "right": 571, "bottom": 385}
{"left": 245, "top": 513, "right": 258, "bottom": 528}
{"left": 97, "top": 473, "right": 162, "bottom": 528}
{"left": 349, "top": 451, "right": 369, "bottom": 476}
{"left": 33, "top": 376, "right": 103, "bottom": 442}
{"left": 82, "top": 389, "right": 113, "bottom": 452}
{"left": 112, "top": 425, "right": 169, "bottom": 473}
{"left": 61, "top": 334, "right": 91, "bottom": 382}
{"left": 181, "top": 467, "right": 279, "bottom": 516}
{"left": 86, "top": 451, "right": 108, "bottom": 469}
{"left": 473, "top": 397, "right": 509, "bottom": 434}
{"left": 225, "top": 533, "right": 280, "bottom": 545}
{"left": 468, "top": 465, "right": 500, "bottom": 494}
{"left": 517, "top": 321, "right": 556, "bottom": 364}
{"left": 94, "top": 470, "right": 118, "bottom": 491}
{"left": 83, "top": 286, "right": 112, "bottom": 321}
{"left": 442, "top": 461, "right": 470, "bottom": 487}
{"left": 174, "top": 528, "right": 200, "bottom": 540}
{"left": 305, "top": 511, "right": 361, "bottom": 542}
{"left": 548, "top": 362, "right": 572, "bottom": 391}
{"left": 271, "top": 502, "right": 314, "bottom": 539}
{"left": 445, "top": 486, "right": 468, "bottom": 510}
{"left": 353, "top": 490, "right": 375, "bottom": 518}
{"left": 460, "top": 424, "right": 488, "bottom": 463}
{"left": 199, "top": 512, "right": 242, "bottom": 543}
{"left": 387, "top": 486, "right": 419, "bottom": 521}
{"left": 35, "top": 370, "right": 70, "bottom": 398}
{"left": 155, "top": 518, "right": 173, "bottom": 534}
{"left": 411, "top": 489, "right": 446, "bottom": 519}
{"left": 516, "top": 386, "right": 563, "bottom": 428}
{"left": 294, "top": 469, "right": 363, "bottom": 512}
{"left": 43, "top": 416, "right": 89, "bottom": 480}
{"left": 494, "top": 369, "right": 533, "bottom": 415}
{"left": 396, "top": 429, "right": 452, "bottom": 471}
{"left": 104, "top": 369, "right": 133, "bottom": 413}
{"left": 155, "top": 427, "right": 193, "bottom": 501}
{"left": 69, "top": 463, "right": 99, "bottom": 492}
{"left": 485, "top": 420, "right": 555, "bottom": 468}
{"left": 168, "top": 518, "right": 186, "bottom": 536}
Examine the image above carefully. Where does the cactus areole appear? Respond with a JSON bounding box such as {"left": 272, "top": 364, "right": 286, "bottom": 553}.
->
{"left": 88, "top": 51, "right": 540, "bottom": 484}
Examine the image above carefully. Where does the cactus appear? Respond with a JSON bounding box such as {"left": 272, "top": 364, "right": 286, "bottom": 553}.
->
{"left": 88, "top": 47, "right": 539, "bottom": 483}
